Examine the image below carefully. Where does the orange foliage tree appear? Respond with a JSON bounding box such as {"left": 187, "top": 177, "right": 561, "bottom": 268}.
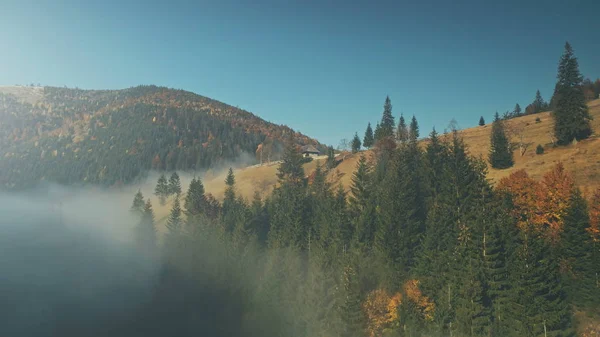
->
{"left": 496, "top": 163, "right": 575, "bottom": 242}
{"left": 403, "top": 279, "right": 435, "bottom": 322}
{"left": 363, "top": 289, "right": 402, "bottom": 337}
{"left": 496, "top": 169, "right": 541, "bottom": 229}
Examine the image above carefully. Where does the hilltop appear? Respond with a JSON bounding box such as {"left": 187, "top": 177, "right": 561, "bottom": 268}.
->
{"left": 0, "top": 85, "right": 324, "bottom": 189}
{"left": 201, "top": 99, "right": 600, "bottom": 201}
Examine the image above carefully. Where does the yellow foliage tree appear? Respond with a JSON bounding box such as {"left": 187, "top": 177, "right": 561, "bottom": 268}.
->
{"left": 363, "top": 289, "right": 402, "bottom": 337}
{"left": 403, "top": 279, "right": 435, "bottom": 321}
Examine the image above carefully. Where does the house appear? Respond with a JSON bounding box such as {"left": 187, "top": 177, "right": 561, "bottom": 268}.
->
{"left": 300, "top": 145, "right": 320, "bottom": 158}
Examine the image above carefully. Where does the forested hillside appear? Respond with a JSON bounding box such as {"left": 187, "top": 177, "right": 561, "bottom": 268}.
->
{"left": 0, "top": 85, "right": 323, "bottom": 189}
{"left": 130, "top": 131, "right": 600, "bottom": 337}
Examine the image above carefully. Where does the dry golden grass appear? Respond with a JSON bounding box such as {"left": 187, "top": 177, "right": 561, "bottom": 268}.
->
{"left": 201, "top": 99, "right": 600, "bottom": 201}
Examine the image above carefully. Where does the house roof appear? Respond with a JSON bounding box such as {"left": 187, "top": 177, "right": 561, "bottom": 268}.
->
{"left": 300, "top": 145, "right": 320, "bottom": 153}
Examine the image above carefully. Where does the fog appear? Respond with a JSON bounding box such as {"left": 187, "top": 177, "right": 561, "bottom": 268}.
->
{"left": 0, "top": 177, "right": 320, "bottom": 337}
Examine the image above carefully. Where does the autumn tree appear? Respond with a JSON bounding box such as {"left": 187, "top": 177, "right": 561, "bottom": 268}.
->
{"left": 363, "top": 289, "right": 402, "bottom": 337}
{"left": 363, "top": 123, "right": 374, "bottom": 148}
{"left": 489, "top": 112, "right": 514, "bottom": 169}
{"left": 552, "top": 42, "right": 593, "bottom": 145}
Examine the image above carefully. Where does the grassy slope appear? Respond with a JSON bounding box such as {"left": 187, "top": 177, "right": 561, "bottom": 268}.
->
{"left": 201, "top": 99, "right": 600, "bottom": 201}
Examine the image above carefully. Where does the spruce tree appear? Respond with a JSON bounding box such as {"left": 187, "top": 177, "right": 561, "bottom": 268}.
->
{"left": 136, "top": 199, "right": 156, "bottom": 251}
{"left": 168, "top": 172, "right": 182, "bottom": 197}
{"left": 479, "top": 116, "right": 485, "bottom": 126}
{"left": 351, "top": 133, "right": 361, "bottom": 153}
{"left": 552, "top": 42, "right": 593, "bottom": 145}
{"left": 380, "top": 96, "right": 395, "bottom": 138}
{"left": 130, "top": 190, "right": 145, "bottom": 216}
{"left": 513, "top": 103, "right": 522, "bottom": 117}
{"left": 533, "top": 90, "right": 547, "bottom": 113}
{"left": 326, "top": 146, "right": 336, "bottom": 169}
{"left": 184, "top": 177, "right": 207, "bottom": 223}
{"left": 489, "top": 112, "right": 514, "bottom": 169}
{"left": 397, "top": 114, "right": 408, "bottom": 142}
{"left": 374, "top": 122, "right": 382, "bottom": 142}
{"left": 154, "top": 173, "right": 169, "bottom": 205}
{"left": 363, "top": 123, "right": 374, "bottom": 148}
{"left": 222, "top": 168, "right": 238, "bottom": 233}
{"left": 276, "top": 135, "right": 305, "bottom": 186}
{"left": 561, "top": 189, "right": 596, "bottom": 308}
{"left": 409, "top": 115, "right": 420, "bottom": 141}
{"left": 348, "top": 155, "right": 375, "bottom": 247}
{"left": 165, "top": 197, "right": 183, "bottom": 251}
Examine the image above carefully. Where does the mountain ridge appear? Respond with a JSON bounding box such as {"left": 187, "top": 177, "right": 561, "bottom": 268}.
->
{"left": 0, "top": 85, "right": 325, "bottom": 189}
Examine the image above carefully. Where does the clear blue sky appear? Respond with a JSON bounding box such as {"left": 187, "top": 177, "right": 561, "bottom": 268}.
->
{"left": 2, "top": 0, "right": 599, "bottom": 146}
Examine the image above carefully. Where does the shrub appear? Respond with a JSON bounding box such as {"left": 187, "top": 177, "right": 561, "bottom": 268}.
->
{"left": 536, "top": 144, "right": 544, "bottom": 155}
{"left": 535, "top": 117, "right": 541, "bottom": 123}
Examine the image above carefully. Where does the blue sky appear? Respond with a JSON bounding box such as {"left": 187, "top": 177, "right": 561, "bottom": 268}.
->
{"left": 2, "top": 0, "right": 599, "bottom": 146}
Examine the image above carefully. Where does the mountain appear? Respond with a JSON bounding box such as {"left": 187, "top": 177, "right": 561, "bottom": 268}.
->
{"left": 0, "top": 85, "right": 324, "bottom": 189}
{"left": 200, "top": 99, "right": 600, "bottom": 202}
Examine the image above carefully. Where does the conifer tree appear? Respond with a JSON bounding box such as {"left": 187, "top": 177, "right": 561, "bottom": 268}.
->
{"left": 136, "top": 199, "right": 156, "bottom": 251}
{"left": 479, "top": 116, "right": 485, "bottom": 126}
{"left": 349, "top": 155, "right": 375, "bottom": 247}
{"left": 397, "top": 114, "right": 408, "bottom": 142}
{"left": 489, "top": 112, "right": 514, "bottom": 169}
{"left": 184, "top": 177, "right": 206, "bottom": 222}
{"left": 276, "top": 135, "right": 305, "bottom": 186}
{"left": 222, "top": 168, "right": 238, "bottom": 233}
{"left": 249, "top": 191, "right": 269, "bottom": 244}
{"left": 533, "top": 90, "right": 547, "bottom": 113}
{"left": 351, "top": 133, "right": 361, "bottom": 153}
{"left": 165, "top": 197, "right": 183, "bottom": 251}
{"left": 561, "top": 189, "right": 596, "bottom": 308}
{"left": 130, "top": 189, "right": 145, "bottom": 216}
{"left": 409, "top": 115, "right": 420, "bottom": 141}
{"left": 552, "top": 42, "right": 593, "bottom": 145}
{"left": 374, "top": 122, "right": 382, "bottom": 142}
{"left": 326, "top": 146, "right": 336, "bottom": 169}
{"left": 168, "top": 171, "right": 182, "bottom": 197}
{"left": 340, "top": 263, "right": 364, "bottom": 337}
{"left": 363, "top": 123, "right": 374, "bottom": 148}
{"left": 379, "top": 96, "right": 395, "bottom": 138}
{"left": 154, "top": 173, "right": 169, "bottom": 205}
{"left": 513, "top": 103, "right": 522, "bottom": 117}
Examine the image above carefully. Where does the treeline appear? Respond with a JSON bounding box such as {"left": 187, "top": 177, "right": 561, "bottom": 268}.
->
{"left": 132, "top": 128, "right": 600, "bottom": 336}
{"left": 0, "top": 85, "right": 323, "bottom": 189}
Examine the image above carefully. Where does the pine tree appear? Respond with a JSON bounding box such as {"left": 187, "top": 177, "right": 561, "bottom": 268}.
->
{"left": 136, "top": 199, "right": 156, "bottom": 251}
{"left": 479, "top": 116, "right": 485, "bottom": 126}
{"left": 409, "top": 115, "right": 420, "bottom": 141}
{"left": 340, "top": 262, "right": 364, "bottom": 337}
{"left": 374, "top": 122, "right": 382, "bottom": 142}
{"left": 168, "top": 171, "right": 182, "bottom": 197}
{"left": 249, "top": 191, "right": 269, "bottom": 244}
{"left": 276, "top": 135, "right": 305, "bottom": 186}
{"left": 222, "top": 168, "right": 238, "bottom": 233}
{"left": 351, "top": 132, "right": 361, "bottom": 153}
{"left": 165, "top": 197, "right": 183, "bottom": 251}
{"left": 534, "top": 90, "right": 547, "bottom": 113}
{"left": 489, "top": 112, "right": 514, "bottom": 169}
{"left": 397, "top": 114, "right": 408, "bottom": 142}
{"left": 363, "top": 123, "right": 374, "bottom": 148}
{"left": 184, "top": 177, "right": 207, "bottom": 222}
{"left": 154, "top": 173, "right": 169, "bottom": 205}
{"left": 512, "top": 227, "right": 574, "bottom": 337}
{"left": 513, "top": 103, "right": 522, "bottom": 117}
{"left": 326, "top": 146, "right": 336, "bottom": 169}
{"left": 380, "top": 96, "right": 395, "bottom": 138}
{"left": 561, "top": 189, "right": 596, "bottom": 308}
{"left": 552, "top": 42, "right": 593, "bottom": 145}
{"left": 348, "top": 155, "right": 375, "bottom": 247}
{"left": 130, "top": 190, "right": 145, "bottom": 216}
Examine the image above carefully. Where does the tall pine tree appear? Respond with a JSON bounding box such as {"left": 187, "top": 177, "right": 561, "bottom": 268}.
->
{"left": 351, "top": 133, "right": 361, "bottom": 153}
{"left": 379, "top": 96, "right": 395, "bottom": 139}
{"left": 363, "top": 123, "right": 374, "bottom": 148}
{"left": 168, "top": 171, "right": 182, "bottom": 197}
{"left": 154, "top": 173, "right": 169, "bottom": 205}
{"left": 397, "top": 114, "right": 408, "bottom": 142}
{"left": 489, "top": 112, "right": 514, "bottom": 169}
{"left": 552, "top": 42, "right": 593, "bottom": 145}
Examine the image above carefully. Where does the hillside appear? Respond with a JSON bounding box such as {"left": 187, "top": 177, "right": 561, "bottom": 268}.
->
{"left": 202, "top": 99, "right": 600, "bottom": 201}
{"left": 0, "top": 85, "right": 324, "bottom": 189}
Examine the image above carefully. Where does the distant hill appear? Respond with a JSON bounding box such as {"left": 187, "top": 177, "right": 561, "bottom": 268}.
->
{"left": 202, "top": 99, "right": 600, "bottom": 201}
{"left": 0, "top": 85, "right": 324, "bottom": 189}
